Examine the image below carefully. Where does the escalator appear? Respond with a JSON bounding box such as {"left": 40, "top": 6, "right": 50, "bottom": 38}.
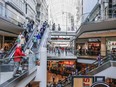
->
{"left": 0, "top": 24, "right": 49, "bottom": 87}
{"left": 57, "top": 54, "right": 116, "bottom": 87}
{"left": 77, "top": 54, "right": 116, "bottom": 78}
{"left": 6, "top": 26, "right": 37, "bottom": 59}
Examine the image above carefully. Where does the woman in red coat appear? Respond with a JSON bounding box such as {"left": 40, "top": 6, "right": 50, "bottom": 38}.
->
{"left": 14, "top": 46, "right": 25, "bottom": 62}
{"left": 13, "top": 45, "right": 25, "bottom": 76}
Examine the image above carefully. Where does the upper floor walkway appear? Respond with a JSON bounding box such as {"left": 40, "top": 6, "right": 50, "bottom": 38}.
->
{"left": 47, "top": 51, "right": 77, "bottom": 60}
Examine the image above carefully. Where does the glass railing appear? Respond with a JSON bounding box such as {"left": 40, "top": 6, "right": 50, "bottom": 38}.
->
{"left": 74, "top": 49, "right": 111, "bottom": 59}
{"left": 2, "top": 26, "right": 38, "bottom": 60}
{"left": 47, "top": 48, "right": 76, "bottom": 57}
{"left": 3, "top": 21, "right": 48, "bottom": 61}
{"left": 76, "top": 7, "right": 116, "bottom": 33}
{"left": 0, "top": 4, "right": 25, "bottom": 27}
{"left": 0, "top": 23, "right": 48, "bottom": 85}
{"left": 77, "top": 54, "right": 116, "bottom": 75}
{"left": 0, "top": 54, "right": 37, "bottom": 85}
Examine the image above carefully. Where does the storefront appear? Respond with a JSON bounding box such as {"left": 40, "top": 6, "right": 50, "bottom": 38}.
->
{"left": 47, "top": 60, "right": 76, "bottom": 76}
{"left": 106, "top": 37, "right": 116, "bottom": 54}
{"left": 76, "top": 38, "right": 101, "bottom": 56}
{"left": 4, "top": 36, "right": 16, "bottom": 51}
{"left": 88, "top": 38, "right": 101, "bottom": 56}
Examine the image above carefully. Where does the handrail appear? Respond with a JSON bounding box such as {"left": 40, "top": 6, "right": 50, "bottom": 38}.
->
{"left": 2, "top": 30, "right": 25, "bottom": 58}
{"left": 23, "top": 26, "right": 38, "bottom": 51}
{"left": 78, "top": 54, "right": 116, "bottom": 75}
{"left": 2, "top": 26, "right": 38, "bottom": 63}
{"left": 76, "top": 7, "right": 116, "bottom": 33}
{"left": 0, "top": 55, "right": 25, "bottom": 62}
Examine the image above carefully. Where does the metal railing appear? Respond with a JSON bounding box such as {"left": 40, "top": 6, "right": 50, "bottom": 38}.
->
{"left": 47, "top": 48, "right": 76, "bottom": 57}
{"left": 2, "top": 26, "right": 38, "bottom": 60}
{"left": 76, "top": 7, "right": 116, "bottom": 33}
{"left": 77, "top": 53, "right": 116, "bottom": 75}
{"left": 0, "top": 4, "right": 25, "bottom": 27}
{"left": 0, "top": 54, "right": 36, "bottom": 85}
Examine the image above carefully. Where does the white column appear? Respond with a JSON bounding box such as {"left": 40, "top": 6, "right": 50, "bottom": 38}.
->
{"left": 35, "top": 28, "right": 49, "bottom": 87}
{"left": 34, "top": 47, "right": 47, "bottom": 87}
{"left": 40, "top": 47, "right": 47, "bottom": 87}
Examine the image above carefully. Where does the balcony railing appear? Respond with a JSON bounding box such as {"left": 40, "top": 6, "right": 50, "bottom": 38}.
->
{"left": 0, "top": 4, "right": 25, "bottom": 28}
{"left": 76, "top": 6, "right": 116, "bottom": 33}
{"left": 77, "top": 54, "right": 116, "bottom": 75}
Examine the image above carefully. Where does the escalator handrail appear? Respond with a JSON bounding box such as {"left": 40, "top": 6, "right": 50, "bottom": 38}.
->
{"left": 2, "top": 30, "right": 25, "bottom": 58}
{"left": 23, "top": 26, "right": 38, "bottom": 51}
{"left": 8, "top": 26, "right": 38, "bottom": 58}
{"left": 78, "top": 54, "right": 115, "bottom": 75}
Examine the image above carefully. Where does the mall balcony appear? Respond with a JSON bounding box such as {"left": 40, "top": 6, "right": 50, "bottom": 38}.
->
{"left": 76, "top": 3, "right": 116, "bottom": 61}
{"left": 77, "top": 53, "right": 116, "bottom": 79}
{"left": 0, "top": 4, "right": 25, "bottom": 36}
{"left": 76, "top": 5, "right": 116, "bottom": 38}
{"left": 47, "top": 48, "right": 77, "bottom": 60}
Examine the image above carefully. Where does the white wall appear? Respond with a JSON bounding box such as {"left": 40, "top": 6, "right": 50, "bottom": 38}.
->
{"left": 6, "top": 5, "right": 25, "bottom": 24}
{"left": 25, "top": 0, "right": 37, "bottom": 21}
{"left": 5, "top": 0, "right": 25, "bottom": 13}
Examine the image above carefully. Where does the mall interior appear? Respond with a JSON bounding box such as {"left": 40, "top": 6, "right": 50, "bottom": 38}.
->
{"left": 0, "top": 0, "right": 116, "bottom": 87}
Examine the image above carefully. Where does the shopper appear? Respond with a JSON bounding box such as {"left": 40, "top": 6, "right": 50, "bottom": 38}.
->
{"left": 13, "top": 44, "right": 25, "bottom": 76}
{"left": 32, "top": 35, "right": 37, "bottom": 48}
{"left": 97, "top": 53, "right": 101, "bottom": 66}
{"left": 18, "top": 32, "right": 23, "bottom": 41}
{"left": 20, "top": 36, "right": 25, "bottom": 50}
{"left": 52, "top": 74, "right": 56, "bottom": 82}
{"left": 30, "top": 20, "right": 34, "bottom": 31}
{"left": 36, "top": 33, "right": 41, "bottom": 45}
{"left": 27, "top": 21, "right": 32, "bottom": 32}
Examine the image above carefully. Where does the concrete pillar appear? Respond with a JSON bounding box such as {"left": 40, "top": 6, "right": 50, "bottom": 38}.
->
{"left": 101, "top": 38, "right": 106, "bottom": 56}
{"left": 35, "top": 28, "right": 49, "bottom": 87}
{"left": 101, "top": 0, "right": 105, "bottom": 20}
{"left": 34, "top": 46, "right": 47, "bottom": 87}
{"left": 39, "top": 47, "right": 47, "bottom": 87}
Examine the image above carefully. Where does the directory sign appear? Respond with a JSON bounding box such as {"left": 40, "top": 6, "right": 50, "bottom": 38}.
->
{"left": 73, "top": 76, "right": 94, "bottom": 87}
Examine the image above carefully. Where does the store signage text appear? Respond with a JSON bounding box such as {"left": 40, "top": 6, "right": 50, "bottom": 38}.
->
{"left": 83, "top": 78, "right": 91, "bottom": 87}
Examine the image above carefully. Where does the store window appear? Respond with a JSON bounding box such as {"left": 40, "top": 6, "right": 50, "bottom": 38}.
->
{"left": 88, "top": 42, "right": 101, "bottom": 56}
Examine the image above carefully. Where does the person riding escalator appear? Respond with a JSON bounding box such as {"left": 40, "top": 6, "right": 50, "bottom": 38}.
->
{"left": 13, "top": 44, "right": 25, "bottom": 76}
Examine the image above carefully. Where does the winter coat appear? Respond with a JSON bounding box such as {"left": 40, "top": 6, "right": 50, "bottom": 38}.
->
{"left": 14, "top": 47, "right": 25, "bottom": 62}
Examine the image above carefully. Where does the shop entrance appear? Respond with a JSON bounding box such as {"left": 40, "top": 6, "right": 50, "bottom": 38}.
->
{"left": 88, "top": 42, "right": 101, "bottom": 56}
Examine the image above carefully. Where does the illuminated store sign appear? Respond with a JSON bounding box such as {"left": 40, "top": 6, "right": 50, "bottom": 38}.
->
{"left": 73, "top": 76, "right": 93, "bottom": 87}
{"left": 72, "top": 76, "right": 106, "bottom": 87}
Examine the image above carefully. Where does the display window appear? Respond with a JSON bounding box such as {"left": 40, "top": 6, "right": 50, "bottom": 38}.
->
{"left": 107, "top": 41, "right": 116, "bottom": 52}
{"left": 88, "top": 42, "right": 101, "bottom": 56}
